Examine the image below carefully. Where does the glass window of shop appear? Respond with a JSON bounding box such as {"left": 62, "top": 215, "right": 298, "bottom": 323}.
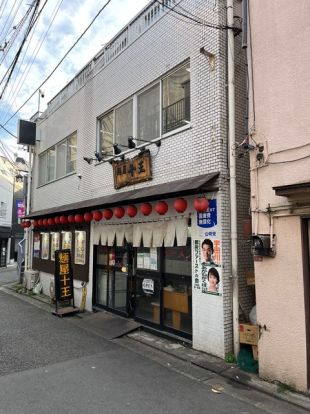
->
{"left": 162, "top": 240, "right": 192, "bottom": 334}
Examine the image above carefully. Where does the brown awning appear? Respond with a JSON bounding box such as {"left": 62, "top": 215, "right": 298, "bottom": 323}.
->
{"left": 273, "top": 182, "right": 310, "bottom": 197}
{"left": 27, "top": 172, "right": 219, "bottom": 218}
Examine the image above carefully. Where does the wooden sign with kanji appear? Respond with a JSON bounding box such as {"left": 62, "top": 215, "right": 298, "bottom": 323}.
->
{"left": 112, "top": 150, "right": 152, "bottom": 189}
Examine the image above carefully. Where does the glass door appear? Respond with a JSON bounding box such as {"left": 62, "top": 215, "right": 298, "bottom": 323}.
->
{"left": 134, "top": 247, "right": 161, "bottom": 325}
{"left": 94, "top": 245, "right": 129, "bottom": 315}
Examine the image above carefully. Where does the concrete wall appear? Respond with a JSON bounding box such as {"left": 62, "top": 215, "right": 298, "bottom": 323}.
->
{"left": 248, "top": 0, "right": 310, "bottom": 390}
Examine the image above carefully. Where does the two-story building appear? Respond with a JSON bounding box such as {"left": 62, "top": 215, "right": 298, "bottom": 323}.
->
{"left": 25, "top": 0, "right": 253, "bottom": 359}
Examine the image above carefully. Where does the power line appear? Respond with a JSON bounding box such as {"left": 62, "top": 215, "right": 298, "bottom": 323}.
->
{"left": 2, "top": 0, "right": 113, "bottom": 126}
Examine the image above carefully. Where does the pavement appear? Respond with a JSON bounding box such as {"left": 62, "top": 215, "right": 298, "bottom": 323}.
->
{"left": 1, "top": 273, "right": 310, "bottom": 412}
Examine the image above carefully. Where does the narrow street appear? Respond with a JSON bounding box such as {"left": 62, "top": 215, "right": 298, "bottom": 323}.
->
{"left": 0, "top": 268, "right": 308, "bottom": 414}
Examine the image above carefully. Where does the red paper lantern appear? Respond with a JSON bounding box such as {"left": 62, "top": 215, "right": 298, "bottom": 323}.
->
{"left": 54, "top": 216, "right": 60, "bottom": 224}
{"left": 43, "top": 218, "right": 48, "bottom": 226}
{"left": 38, "top": 219, "right": 43, "bottom": 227}
{"left": 114, "top": 206, "right": 125, "bottom": 219}
{"left": 59, "top": 215, "right": 68, "bottom": 224}
{"left": 127, "top": 205, "right": 137, "bottom": 217}
{"left": 68, "top": 214, "right": 75, "bottom": 223}
{"left": 140, "top": 202, "right": 152, "bottom": 216}
{"left": 173, "top": 198, "right": 187, "bottom": 213}
{"left": 48, "top": 218, "right": 55, "bottom": 226}
{"left": 33, "top": 219, "right": 39, "bottom": 227}
{"left": 194, "top": 196, "right": 209, "bottom": 213}
{"left": 74, "top": 214, "right": 84, "bottom": 223}
{"left": 24, "top": 220, "right": 31, "bottom": 228}
{"left": 84, "top": 212, "right": 93, "bottom": 222}
{"left": 93, "top": 210, "right": 103, "bottom": 221}
{"left": 103, "top": 208, "right": 113, "bottom": 220}
{"left": 155, "top": 201, "right": 168, "bottom": 215}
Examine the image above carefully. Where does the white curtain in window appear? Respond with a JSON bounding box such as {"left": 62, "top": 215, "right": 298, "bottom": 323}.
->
{"left": 175, "top": 217, "right": 188, "bottom": 246}
{"left": 107, "top": 226, "right": 116, "bottom": 246}
{"left": 115, "top": 100, "right": 133, "bottom": 147}
{"left": 93, "top": 222, "right": 101, "bottom": 245}
{"left": 164, "top": 220, "right": 176, "bottom": 247}
{"left": 133, "top": 224, "right": 142, "bottom": 247}
{"left": 115, "top": 225, "right": 125, "bottom": 246}
{"left": 124, "top": 224, "right": 133, "bottom": 244}
{"left": 137, "top": 84, "right": 160, "bottom": 141}
{"left": 153, "top": 221, "right": 167, "bottom": 247}
{"left": 142, "top": 223, "right": 153, "bottom": 247}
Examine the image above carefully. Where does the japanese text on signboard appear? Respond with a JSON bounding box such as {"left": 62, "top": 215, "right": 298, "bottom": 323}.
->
{"left": 54, "top": 250, "right": 74, "bottom": 301}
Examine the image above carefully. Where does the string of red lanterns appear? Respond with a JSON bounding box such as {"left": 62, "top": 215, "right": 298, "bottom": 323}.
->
{"left": 28, "top": 196, "right": 209, "bottom": 228}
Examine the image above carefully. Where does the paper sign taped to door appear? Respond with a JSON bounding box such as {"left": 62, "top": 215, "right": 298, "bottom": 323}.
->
{"left": 142, "top": 278, "right": 154, "bottom": 294}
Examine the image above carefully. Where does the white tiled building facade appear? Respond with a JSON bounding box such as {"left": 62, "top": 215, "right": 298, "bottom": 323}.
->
{"left": 29, "top": 0, "right": 253, "bottom": 358}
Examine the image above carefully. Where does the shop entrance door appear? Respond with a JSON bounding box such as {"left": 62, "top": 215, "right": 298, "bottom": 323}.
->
{"left": 94, "top": 245, "right": 131, "bottom": 315}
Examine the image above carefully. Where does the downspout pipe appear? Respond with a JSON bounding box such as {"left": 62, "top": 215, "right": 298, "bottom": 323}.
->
{"left": 24, "top": 147, "right": 32, "bottom": 272}
{"left": 227, "top": 0, "right": 239, "bottom": 357}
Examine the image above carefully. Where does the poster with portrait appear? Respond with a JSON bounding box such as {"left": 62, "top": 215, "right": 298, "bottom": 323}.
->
{"left": 33, "top": 233, "right": 40, "bottom": 258}
{"left": 41, "top": 233, "right": 49, "bottom": 260}
{"left": 74, "top": 230, "right": 86, "bottom": 265}
{"left": 51, "top": 232, "right": 60, "bottom": 261}
{"left": 62, "top": 231, "right": 72, "bottom": 250}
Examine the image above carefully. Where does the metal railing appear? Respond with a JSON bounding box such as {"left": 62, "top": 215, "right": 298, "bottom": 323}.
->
{"left": 162, "top": 97, "right": 190, "bottom": 134}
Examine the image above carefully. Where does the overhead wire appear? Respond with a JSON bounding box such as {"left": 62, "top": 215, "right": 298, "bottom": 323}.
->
{"left": 0, "top": 0, "right": 63, "bottom": 123}
{"left": 0, "top": 0, "right": 42, "bottom": 99}
{"left": 0, "top": 0, "right": 20, "bottom": 46}
{"left": 2, "top": 0, "right": 113, "bottom": 127}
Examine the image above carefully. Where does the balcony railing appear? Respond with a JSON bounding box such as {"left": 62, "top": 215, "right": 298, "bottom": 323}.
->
{"left": 162, "top": 97, "right": 190, "bottom": 134}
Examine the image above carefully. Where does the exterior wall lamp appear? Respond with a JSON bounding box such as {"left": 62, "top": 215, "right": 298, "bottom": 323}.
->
{"left": 128, "top": 136, "right": 161, "bottom": 149}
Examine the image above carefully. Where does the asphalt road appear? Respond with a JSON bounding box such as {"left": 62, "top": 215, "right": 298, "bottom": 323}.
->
{"left": 0, "top": 268, "right": 308, "bottom": 414}
{"left": 0, "top": 265, "right": 19, "bottom": 286}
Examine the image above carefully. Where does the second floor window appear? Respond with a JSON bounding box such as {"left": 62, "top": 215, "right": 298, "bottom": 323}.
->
{"left": 38, "top": 132, "right": 77, "bottom": 186}
{"left": 98, "top": 61, "right": 190, "bottom": 156}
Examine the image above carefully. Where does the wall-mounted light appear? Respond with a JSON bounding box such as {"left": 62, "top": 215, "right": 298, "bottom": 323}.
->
{"left": 113, "top": 143, "right": 128, "bottom": 155}
{"left": 128, "top": 136, "right": 161, "bottom": 149}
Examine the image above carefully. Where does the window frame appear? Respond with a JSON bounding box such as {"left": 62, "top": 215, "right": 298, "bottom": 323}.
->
{"left": 38, "top": 131, "right": 77, "bottom": 187}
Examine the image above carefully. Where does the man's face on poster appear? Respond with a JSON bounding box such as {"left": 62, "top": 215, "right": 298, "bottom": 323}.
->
{"left": 202, "top": 243, "right": 212, "bottom": 262}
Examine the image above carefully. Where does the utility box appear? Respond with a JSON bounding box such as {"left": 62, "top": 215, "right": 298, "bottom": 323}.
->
{"left": 239, "top": 323, "right": 259, "bottom": 346}
{"left": 24, "top": 269, "right": 39, "bottom": 290}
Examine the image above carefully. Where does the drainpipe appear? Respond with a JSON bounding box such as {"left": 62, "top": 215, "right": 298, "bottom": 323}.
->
{"left": 24, "top": 147, "right": 32, "bottom": 272}
{"left": 227, "top": 0, "right": 239, "bottom": 357}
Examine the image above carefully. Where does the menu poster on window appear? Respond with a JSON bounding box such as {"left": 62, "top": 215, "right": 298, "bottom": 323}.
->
{"left": 41, "top": 233, "right": 49, "bottom": 260}
{"left": 51, "top": 232, "right": 60, "bottom": 261}
{"left": 62, "top": 231, "right": 72, "bottom": 250}
{"left": 149, "top": 248, "right": 158, "bottom": 270}
{"left": 74, "top": 230, "right": 86, "bottom": 265}
{"left": 137, "top": 252, "right": 144, "bottom": 268}
{"left": 33, "top": 233, "right": 40, "bottom": 258}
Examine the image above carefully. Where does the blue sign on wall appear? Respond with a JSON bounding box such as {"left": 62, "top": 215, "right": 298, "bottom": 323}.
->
{"left": 196, "top": 199, "right": 217, "bottom": 228}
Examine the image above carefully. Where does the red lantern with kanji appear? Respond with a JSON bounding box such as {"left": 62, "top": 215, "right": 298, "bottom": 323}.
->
{"left": 84, "top": 212, "right": 93, "bottom": 222}
{"left": 48, "top": 218, "right": 55, "bottom": 226}
{"left": 194, "top": 196, "right": 209, "bottom": 213}
{"left": 43, "top": 218, "right": 48, "bottom": 226}
{"left": 54, "top": 216, "right": 60, "bottom": 224}
{"left": 59, "top": 215, "right": 68, "bottom": 224}
{"left": 93, "top": 210, "right": 103, "bottom": 221}
{"left": 173, "top": 198, "right": 187, "bottom": 213}
{"left": 140, "top": 202, "right": 152, "bottom": 216}
{"left": 155, "top": 201, "right": 168, "bottom": 215}
{"left": 68, "top": 214, "right": 75, "bottom": 223}
{"left": 114, "top": 207, "right": 125, "bottom": 219}
{"left": 127, "top": 205, "right": 137, "bottom": 217}
{"left": 103, "top": 208, "right": 113, "bottom": 220}
{"left": 74, "top": 214, "right": 84, "bottom": 223}
{"left": 38, "top": 219, "right": 43, "bottom": 227}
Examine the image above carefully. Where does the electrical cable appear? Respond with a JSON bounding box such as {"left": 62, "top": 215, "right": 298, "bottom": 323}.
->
{"left": 2, "top": 0, "right": 113, "bottom": 126}
{"left": 0, "top": 0, "right": 15, "bottom": 43}
{"left": 0, "top": 0, "right": 63, "bottom": 122}
{"left": 248, "top": 0, "right": 255, "bottom": 131}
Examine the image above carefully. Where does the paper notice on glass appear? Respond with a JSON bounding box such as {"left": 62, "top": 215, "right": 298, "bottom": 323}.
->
{"left": 150, "top": 248, "right": 158, "bottom": 270}
{"left": 143, "top": 254, "right": 150, "bottom": 269}
{"left": 137, "top": 253, "right": 144, "bottom": 268}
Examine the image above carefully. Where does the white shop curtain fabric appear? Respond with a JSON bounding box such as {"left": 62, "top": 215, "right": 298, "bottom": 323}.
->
{"left": 93, "top": 218, "right": 188, "bottom": 247}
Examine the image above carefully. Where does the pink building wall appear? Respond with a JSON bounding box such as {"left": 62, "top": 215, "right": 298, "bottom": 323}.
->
{"left": 248, "top": 0, "right": 310, "bottom": 391}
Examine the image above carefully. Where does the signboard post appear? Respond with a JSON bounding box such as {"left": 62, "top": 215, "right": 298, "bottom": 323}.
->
{"left": 53, "top": 249, "right": 78, "bottom": 316}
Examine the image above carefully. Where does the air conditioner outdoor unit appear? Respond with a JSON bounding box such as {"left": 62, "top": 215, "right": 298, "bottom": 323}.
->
{"left": 24, "top": 270, "right": 39, "bottom": 290}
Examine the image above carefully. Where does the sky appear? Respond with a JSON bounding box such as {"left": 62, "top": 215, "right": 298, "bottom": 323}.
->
{"left": 0, "top": 0, "right": 150, "bottom": 160}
